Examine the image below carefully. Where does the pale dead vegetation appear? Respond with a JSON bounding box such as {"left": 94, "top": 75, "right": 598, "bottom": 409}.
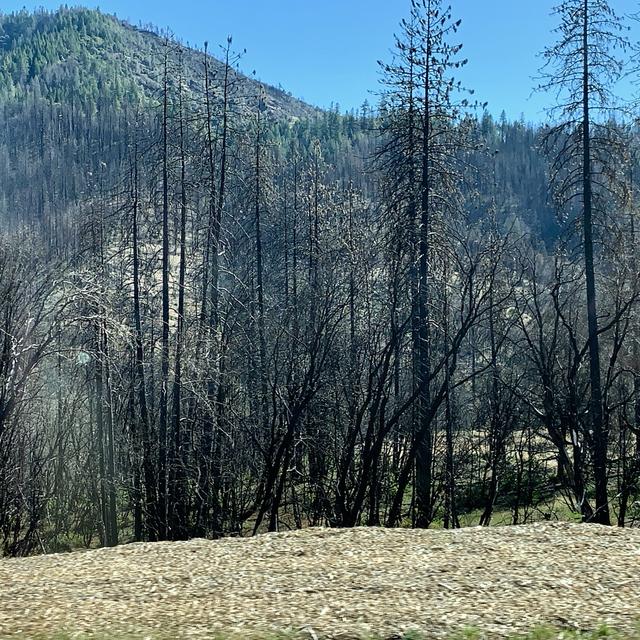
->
{"left": 1, "top": 522, "right": 639, "bottom": 639}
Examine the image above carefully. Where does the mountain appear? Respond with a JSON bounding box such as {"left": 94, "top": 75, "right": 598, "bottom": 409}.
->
{"left": 0, "top": 7, "right": 557, "bottom": 243}
{"left": 0, "top": 7, "right": 329, "bottom": 237}
{"left": 0, "top": 8, "right": 318, "bottom": 118}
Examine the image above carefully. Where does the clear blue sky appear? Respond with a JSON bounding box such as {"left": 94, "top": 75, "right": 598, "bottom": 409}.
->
{"left": 1, "top": 0, "right": 638, "bottom": 121}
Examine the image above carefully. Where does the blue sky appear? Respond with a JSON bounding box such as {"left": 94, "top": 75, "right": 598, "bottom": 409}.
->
{"left": 1, "top": 0, "right": 638, "bottom": 121}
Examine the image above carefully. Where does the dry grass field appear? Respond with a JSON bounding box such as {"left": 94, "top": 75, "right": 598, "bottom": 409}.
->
{"left": 1, "top": 522, "right": 639, "bottom": 639}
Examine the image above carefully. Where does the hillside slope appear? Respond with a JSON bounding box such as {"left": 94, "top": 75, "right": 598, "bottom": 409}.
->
{"left": 1, "top": 522, "right": 639, "bottom": 639}
{"left": 0, "top": 7, "right": 327, "bottom": 233}
{"left": 0, "top": 8, "right": 558, "bottom": 241}
{"left": 0, "top": 8, "right": 318, "bottom": 119}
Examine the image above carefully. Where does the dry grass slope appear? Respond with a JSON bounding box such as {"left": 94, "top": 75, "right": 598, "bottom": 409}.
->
{"left": 0, "top": 522, "right": 639, "bottom": 639}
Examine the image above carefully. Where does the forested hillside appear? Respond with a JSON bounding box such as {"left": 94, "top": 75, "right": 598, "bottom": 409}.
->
{"left": 0, "top": 1, "right": 638, "bottom": 556}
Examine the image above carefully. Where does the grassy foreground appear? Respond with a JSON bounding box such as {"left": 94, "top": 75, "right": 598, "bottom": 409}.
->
{"left": 4, "top": 524, "right": 638, "bottom": 640}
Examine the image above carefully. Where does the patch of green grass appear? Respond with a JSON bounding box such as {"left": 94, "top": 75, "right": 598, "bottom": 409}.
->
{"left": 428, "top": 495, "right": 586, "bottom": 529}
{"left": 16, "top": 625, "right": 640, "bottom": 640}
{"left": 407, "top": 625, "right": 640, "bottom": 640}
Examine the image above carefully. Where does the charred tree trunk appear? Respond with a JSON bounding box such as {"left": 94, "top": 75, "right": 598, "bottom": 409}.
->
{"left": 581, "top": 0, "right": 609, "bottom": 525}
{"left": 158, "top": 44, "right": 171, "bottom": 540}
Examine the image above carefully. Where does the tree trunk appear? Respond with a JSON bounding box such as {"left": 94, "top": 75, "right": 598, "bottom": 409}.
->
{"left": 415, "top": 20, "right": 433, "bottom": 529}
{"left": 132, "top": 143, "right": 157, "bottom": 541}
{"left": 581, "top": 0, "right": 609, "bottom": 525}
{"left": 158, "top": 44, "right": 171, "bottom": 540}
{"left": 169, "top": 60, "right": 188, "bottom": 541}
